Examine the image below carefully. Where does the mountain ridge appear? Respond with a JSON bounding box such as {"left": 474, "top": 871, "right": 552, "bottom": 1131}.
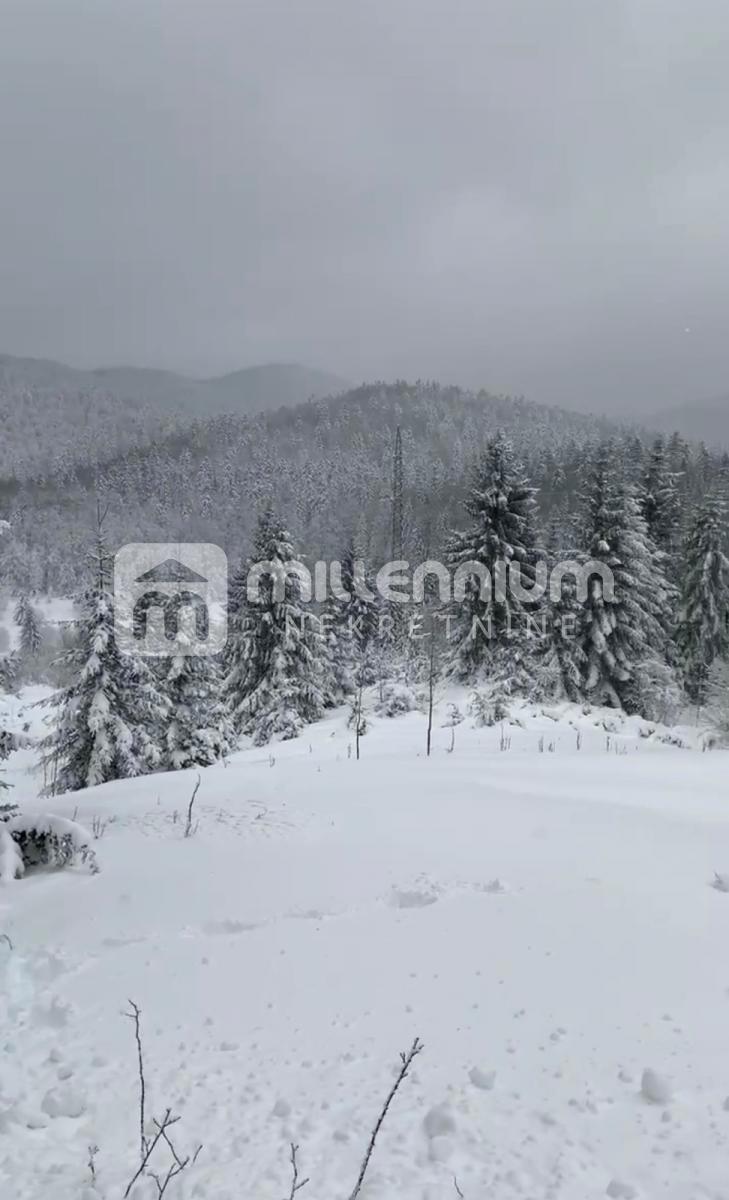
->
{"left": 0, "top": 353, "right": 349, "bottom": 414}
{"left": 650, "top": 395, "right": 729, "bottom": 449}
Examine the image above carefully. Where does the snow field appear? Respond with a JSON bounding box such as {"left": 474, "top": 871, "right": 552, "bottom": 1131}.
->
{"left": 1, "top": 693, "right": 729, "bottom": 1198}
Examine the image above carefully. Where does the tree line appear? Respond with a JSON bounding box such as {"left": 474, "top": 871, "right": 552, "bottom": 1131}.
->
{"left": 33, "top": 428, "right": 729, "bottom": 794}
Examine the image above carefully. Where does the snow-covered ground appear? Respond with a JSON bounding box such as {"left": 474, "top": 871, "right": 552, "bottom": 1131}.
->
{"left": 2, "top": 690, "right": 729, "bottom": 1199}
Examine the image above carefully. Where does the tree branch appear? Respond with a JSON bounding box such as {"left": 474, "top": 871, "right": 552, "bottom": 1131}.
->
{"left": 124, "top": 1000, "right": 147, "bottom": 1161}
{"left": 347, "top": 1037, "right": 424, "bottom": 1200}
{"left": 185, "top": 773, "right": 201, "bottom": 838}
{"left": 284, "top": 1142, "right": 309, "bottom": 1199}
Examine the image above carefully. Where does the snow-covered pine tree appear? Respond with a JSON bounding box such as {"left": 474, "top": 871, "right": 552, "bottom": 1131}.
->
{"left": 224, "top": 510, "right": 325, "bottom": 744}
{"left": 165, "top": 647, "right": 233, "bottom": 770}
{"left": 40, "top": 534, "right": 169, "bottom": 794}
{"left": 446, "top": 431, "right": 539, "bottom": 679}
{"left": 0, "top": 791, "right": 18, "bottom": 819}
{"left": 641, "top": 437, "right": 681, "bottom": 567}
{"left": 536, "top": 521, "right": 586, "bottom": 702}
{"left": 578, "top": 442, "right": 675, "bottom": 713}
{"left": 323, "top": 537, "right": 381, "bottom": 700}
{"left": 0, "top": 730, "right": 17, "bottom": 814}
{"left": 14, "top": 594, "right": 42, "bottom": 660}
{"left": 675, "top": 493, "right": 729, "bottom": 706}
{"left": 0, "top": 650, "right": 17, "bottom": 695}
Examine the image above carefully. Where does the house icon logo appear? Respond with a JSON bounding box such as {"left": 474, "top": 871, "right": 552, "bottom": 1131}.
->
{"left": 114, "top": 543, "right": 228, "bottom": 657}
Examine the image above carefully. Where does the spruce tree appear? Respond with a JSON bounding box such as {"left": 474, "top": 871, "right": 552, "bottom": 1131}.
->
{"left": 539, "top": 523, "right": 586, "bottom": 702}
{"left": 675, "top": 493, "right": 729, "bottom": 705}
{"left": 224, "top": 511, "right": 325, "bottom": 744}
{"left": 641, "top": 437, "right": 681, "bottom": 562}
{"left": 40, "top": 535, "right": 169, "bottom": 794}
{"left": 14, "top": 594, "right": 42, "bottom": 659}
{"left": 0, "top": 730, "right": 17, "bottom": 814}
{"left": 323, "top": 537, "right": 380, "bottom": 700}
{"left": 578, "top": 443, "right": 674, "bottom": 712}
{"left": 446, "top": 432, "right": 539, "bottom": 678}
{"left": 164, "top": 647, "right": 232, "bottom": 770}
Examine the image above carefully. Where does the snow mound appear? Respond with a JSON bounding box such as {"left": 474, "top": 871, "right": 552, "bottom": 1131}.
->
{"left": 640, "top": 1068, "right": 673, "bottom": 1105}
{"left": 40, "top": 1086, "right": 86, "bottom": 1120}
{"left": 469, "top": 1066, "right": 497, "bottom": 1091}
{"left": 390, "top": 887, "right": 438, "bottom": 909}
{"left": 0, "top": 824, "right": 23, "bottom": 882}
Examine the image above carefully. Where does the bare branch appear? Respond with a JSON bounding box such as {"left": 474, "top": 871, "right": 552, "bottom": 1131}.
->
{"left": 348, "top": 1037, "right": 424, "bottom": 1200}
{"left": 0, "top": 933, "right": 13, "bottom": 952}
{"left": 149, "top": 1134, "right": 189, "bottom": 1199}
{"left": 453, "top": 1174, "right": 465, "bottom": 1198}
{"left": 284, "top": 1142, "right": 309, "bottom": 1199}
{"left": 156, "top": 1118, "right": 202, "bottom": 1173}
{"left": 185, "top": 774, "right": 201, "bottom": 838}
{"left": 123, "top": 1110, "right": 174, "bottom": 1198}
{"left": 122, "top": 1002, "right": 203, "bottom": 1197}
{"left": 124, "top": 1000, "right": 147, "bottom": 1162}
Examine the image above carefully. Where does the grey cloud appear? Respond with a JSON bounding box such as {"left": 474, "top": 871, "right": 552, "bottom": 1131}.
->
{"left": 2, "top": 0, "right": 729, "bottom": 413}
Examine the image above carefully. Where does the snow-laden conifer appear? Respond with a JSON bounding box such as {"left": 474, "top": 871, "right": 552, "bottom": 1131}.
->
{"left": 676, "top": 493, "right": 729, "bottom": 704}
{"left": 224, "top": 511, "right": 325, "bottom": 744}
{"left": 40, "top": 535, "right": 169, "bottom": 794}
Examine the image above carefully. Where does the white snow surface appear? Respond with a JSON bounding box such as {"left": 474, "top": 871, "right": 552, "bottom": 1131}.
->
{"left": 1, "top": 689, "right": 729, "bottom": 1198}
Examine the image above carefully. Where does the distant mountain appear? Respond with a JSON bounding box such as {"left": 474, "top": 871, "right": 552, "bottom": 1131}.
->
{"left": 3, "top": 379, "right": 624, "bottom": 592}
{"left": 650, "top": 395, "right": 729, "bottom": 449}
{"left": 0, "top": 354, "right": 349, "bottom": 479}
{"left": 202, "top": 364, "right": 350, "bottom": 413}
{"left": 91, "top": 361, "right": 349, "bottom": 415}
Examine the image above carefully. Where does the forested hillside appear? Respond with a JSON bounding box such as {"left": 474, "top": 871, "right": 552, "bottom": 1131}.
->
{"left": 1, "top": 381, "right": 625, "bottom": 592}
{"left": 0, "top": 355, "right": 346, "bottom": 480}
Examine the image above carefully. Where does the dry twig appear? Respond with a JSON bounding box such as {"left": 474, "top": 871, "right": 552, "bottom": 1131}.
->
{"left": 122, "top": 1001, "right": 203, "bottom": 1197}
{"left": 347, "top": 1037, "right": 424, "bottom": 1200}
{"left": 284, "top": 1142, "right": 309, "bottom": 1199}
{"left": 124, "top": 1000, "right": 147, "bottom": 1161}
{"left": 185, "top": 773, "right": 201, "bottom": 838}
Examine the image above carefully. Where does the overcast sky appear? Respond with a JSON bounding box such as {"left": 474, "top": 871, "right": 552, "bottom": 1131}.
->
{"left": 2, "top": 0, "right": 729, "bottom": 415}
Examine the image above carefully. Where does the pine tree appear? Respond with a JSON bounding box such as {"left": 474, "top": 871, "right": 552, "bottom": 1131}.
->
{"left": 14, "top": 594, "right": 42, "bottom": 659}
{"left": 446, "top": 432, "right": 539, "bottom": 678}
{"left": 675, "top": 493, "right": 729, "bottom": 705}
{"left": 641, "top": 437, "right": 680, "bottom": 561}
{"left": 40, "top": 535, "right": 169, "bottom": 794}
{"left": 578, "top": 443, "right": 675, "bottom": 712}
{"left": 0, "top": 652, "right": 17, "bottom": 695}
{"left": 323, "top": 537, "right": 381, "bottom": 700}
{"left": 164, "top": 648, "right": 233, "bottom": 770}
{"left": 0, "top": 730, "right": 17, "bottom": 813}
{"left": 539, "top": 522, "right": 586, "bottom": 702}
{"left": 224, "top": 511, "right": 325, "bottom": 744}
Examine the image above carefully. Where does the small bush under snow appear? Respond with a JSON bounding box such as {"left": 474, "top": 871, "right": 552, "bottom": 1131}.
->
{"left": 375, "top": 683, "right": 417, "bottom": 718}
{"left": 468, "top": 688, "right": 509, "bottom": 728}
{"left": 0, "top": 814, "right": 98, "bottom": 882}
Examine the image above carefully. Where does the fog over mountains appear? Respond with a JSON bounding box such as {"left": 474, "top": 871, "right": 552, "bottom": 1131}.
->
{"left": 2, "top": 352, "right": 727, "bottom": 488}
{"left": 0, "top": 355, "right": 350, "bottom": 479}
{"left": 651, "top": 396, "right": 729, "bottom": 449}
{"left": 0, "top": 354, "right": 347, "bottom": 418}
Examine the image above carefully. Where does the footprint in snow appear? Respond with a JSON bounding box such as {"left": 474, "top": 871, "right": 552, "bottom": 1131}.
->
{"left": 201, "top": 919, "right": 260, "bottom": 936}
{"left": 475, "top": 878, "right": 509, "bottom": 894}
{"left": 390, "top": 888, "right": 439, "bottom": 909}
